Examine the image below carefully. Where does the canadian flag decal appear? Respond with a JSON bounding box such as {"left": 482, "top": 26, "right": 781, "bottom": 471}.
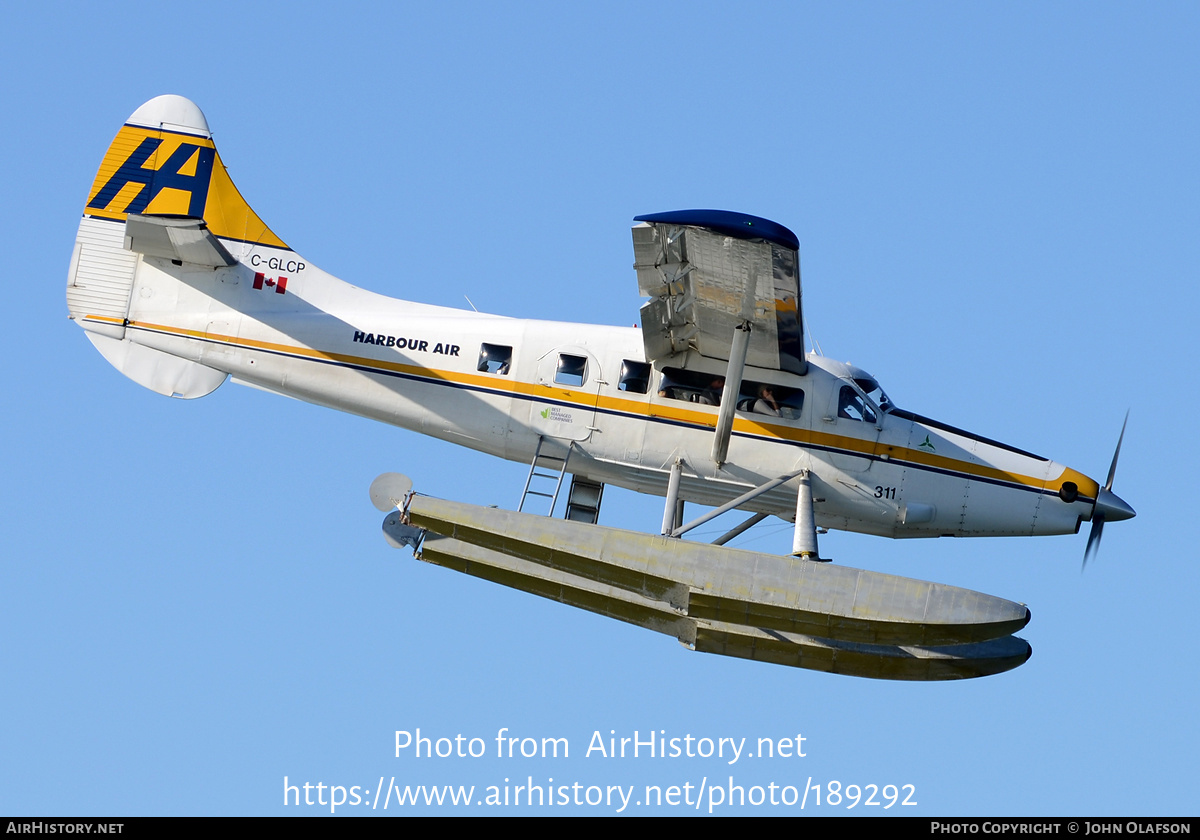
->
{"left": 252, "top": 272, "right": 288, "bottom": 294}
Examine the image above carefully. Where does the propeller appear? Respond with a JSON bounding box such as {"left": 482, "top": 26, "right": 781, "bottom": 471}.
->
{"left": 1083, "top": 411, "right": 1136, "bottom": 570}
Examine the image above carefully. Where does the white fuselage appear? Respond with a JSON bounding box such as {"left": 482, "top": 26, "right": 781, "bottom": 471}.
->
{"left": 81, "top": 220, "right": 1098, "bottom": 542}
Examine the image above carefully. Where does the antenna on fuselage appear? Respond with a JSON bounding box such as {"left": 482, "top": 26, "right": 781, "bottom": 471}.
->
{"left": 804, "top": 313, "right": 823, "bottom": 356}
{"left": 464, "top": 295, "right": 479, "bottom": 312}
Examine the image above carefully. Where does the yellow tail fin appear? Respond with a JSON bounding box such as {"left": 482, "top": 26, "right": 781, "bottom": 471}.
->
{"left": 83, "top": 94, "right": 286, "bottom": 249}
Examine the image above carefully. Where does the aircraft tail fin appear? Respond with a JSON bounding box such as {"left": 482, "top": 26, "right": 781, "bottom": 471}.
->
{"left": 80, "top": 95, "right": 285, "bottom": 249}
{"left": 67, "top": 95, "right": 288, "bottom": 398}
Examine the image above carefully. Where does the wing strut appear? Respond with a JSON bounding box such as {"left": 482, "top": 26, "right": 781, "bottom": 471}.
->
{"left": 710, "top": 322, "right": 751, "bottom": 466}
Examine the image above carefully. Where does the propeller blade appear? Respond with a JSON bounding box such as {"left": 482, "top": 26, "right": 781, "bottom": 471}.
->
{"left": 1083, "top": 514, "right": 1104, "bottom": 571}
{"left": 1083, "top": 412, "right": 1131, "bottom": 570}
{"left": 1104, "top": 410, "right": 1128, "bottom": 492}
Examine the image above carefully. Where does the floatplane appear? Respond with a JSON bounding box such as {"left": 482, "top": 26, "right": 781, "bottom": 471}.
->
{"left": 67, "top": 96, "right": 1134, "bottom": 680}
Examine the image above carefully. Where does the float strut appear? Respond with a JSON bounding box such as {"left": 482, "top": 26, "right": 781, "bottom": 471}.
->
{"left": 792, "top": 471, "right": 823, "bottom": 561}
{"left": 713, "top": 511, "right": 769, "bottom": 546}
{"left": 661, "top": 460, "right": 683, "bottom": 536}
{"left": 671, "top": 468, "right": 804, "bottom": 539}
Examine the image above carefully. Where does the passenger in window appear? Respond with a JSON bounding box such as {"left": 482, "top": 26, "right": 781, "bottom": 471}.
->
{"left": 657, "top": 373, "right": 678, "bottom": 400}
{"left": 698, "top": 376, "right": 725, "bottom": 406}
{"left": 753, "top": 384, "right": 781, "bottom": 416}
{"left": 478, "top": 343, "right": 512, "bottom": 375}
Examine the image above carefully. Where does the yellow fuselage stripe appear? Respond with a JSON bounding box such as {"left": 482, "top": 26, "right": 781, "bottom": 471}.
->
{"left": 118, "top": 317, "right": 1095, "bottom": 499}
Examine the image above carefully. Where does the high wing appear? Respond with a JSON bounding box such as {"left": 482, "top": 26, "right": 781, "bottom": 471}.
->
{"left": 633, "top": 210, "right": 806, "bottom": 464}
{"left": 633, "top": 209, "right": 805, "bottom": 375}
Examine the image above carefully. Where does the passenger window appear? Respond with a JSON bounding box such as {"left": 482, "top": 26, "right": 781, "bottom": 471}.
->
{"left": 478, "top": 343, "right": 512, "bottom": 375}
{"left": 737, "top": 381, "right": 804, "bottom": 420}
{"left": 555, "top": 354, "right": 587, "bottom": 387}
{"left": 780, "top": 389, "right": 805, "bottom": 420}
{"left": 618, "top": 360, "right": 651, "bottom": 394}
{"left": 838, "top": 386, "right": 877, "bottom": 423}
{"left": 658, "top": 367, "right": 725, "bottom": 404}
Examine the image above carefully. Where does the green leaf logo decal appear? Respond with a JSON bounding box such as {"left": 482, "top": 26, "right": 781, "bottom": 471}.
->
{"left": 540, "top": 408, "right": 550, "bottom": 419}
{"left": 918, "top": 434, "right": 936, "bottom": 452}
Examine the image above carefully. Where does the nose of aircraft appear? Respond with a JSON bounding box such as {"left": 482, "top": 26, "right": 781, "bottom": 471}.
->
{"left": 1094, "top": 487, "right": 1135, "bottom": 522}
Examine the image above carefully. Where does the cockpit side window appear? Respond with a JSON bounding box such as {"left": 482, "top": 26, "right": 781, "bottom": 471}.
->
{"left": 838, "top": 385, "right": 877, "bottom": 423}
{"left": 478, "top": 343, "right": 512, "bottom": 375}
{"left": 853, "top": 377, "right": 893, "bottom": 412}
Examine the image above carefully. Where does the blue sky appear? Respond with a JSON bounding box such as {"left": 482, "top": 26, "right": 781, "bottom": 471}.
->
{"left": 3, "top": 1, "right": 1197, "bottom": 816}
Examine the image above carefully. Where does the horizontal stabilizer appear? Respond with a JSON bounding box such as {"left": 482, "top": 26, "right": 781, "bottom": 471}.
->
{"left": 123, "top": 214, "right": 235, "bottom": 267}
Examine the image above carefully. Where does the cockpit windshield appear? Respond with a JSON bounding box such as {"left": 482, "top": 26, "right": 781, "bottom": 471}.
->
{"left": 853, "top": 377, "right": 894, "bottom": 412}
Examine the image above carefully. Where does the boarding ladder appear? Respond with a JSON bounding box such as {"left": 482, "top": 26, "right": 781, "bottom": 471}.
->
{"left": 518, "top": 437, "right": 572, "bottom": 516}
